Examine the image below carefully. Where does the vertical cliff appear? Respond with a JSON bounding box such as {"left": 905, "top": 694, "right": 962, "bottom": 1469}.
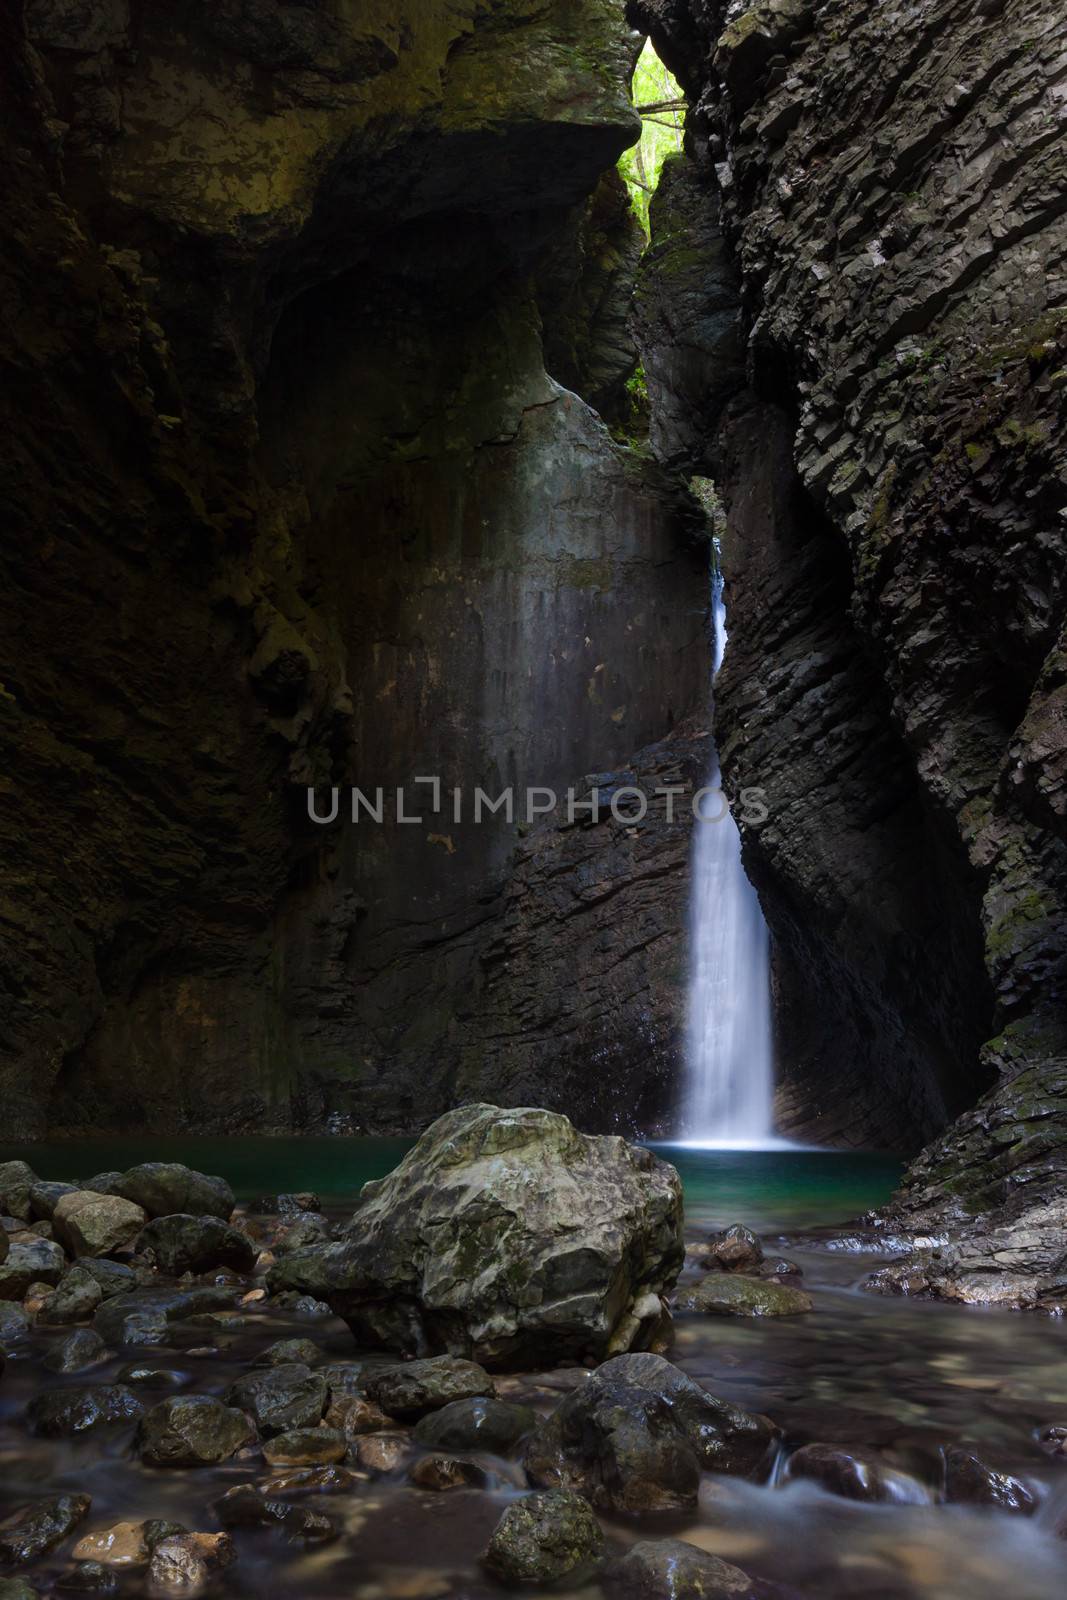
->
{"left": 630, "top": 0, "right": 1067, "bottom": 1282}
{"left": 1, "top": 1, "right": 708, "bottom": 1135}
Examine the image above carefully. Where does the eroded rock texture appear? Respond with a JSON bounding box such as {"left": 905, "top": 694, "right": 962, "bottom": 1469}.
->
{"left": 630, "top": 0, "right": 1067, "bottom": 1265}
{"left": 1, "top": 3, "right": 707, "bottom": 1133}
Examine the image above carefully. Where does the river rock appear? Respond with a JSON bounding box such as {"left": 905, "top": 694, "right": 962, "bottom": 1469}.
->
{"left": 261, "top": 1427, "right": 347, "bottom": 1467}
{"left": 0, "top": 1581, "right": 41, "bottom": 1598}
{"left": 0, "top": 1494, "right": 91, "bottom": 1565}
{"left": 409, "top": 1454, "right": 488, "bottom": 1491}
{"left": 483, "top": 1490, "right": 604, "bottom": 1585}
{"left": 414, "top": 1397, "right": 537, "bottom": 1453}
{"left": 72, "top": 1522, "right": 149, "bottom": 1566}
{"left": 147, "top": 1533, "right": 234, "bottom": 1595}
{"left": 531, "top": 1354, "right": 777, "bottom": 1482}
{"left": 44, "top": 1329, "right": 109, "bottom": 1373}
{"left": 29, "top": 1181, "right": 79, "bottom": 1221}
{"left": 942, "top": 1448, "right": 1035, "bottom": 1513}
{"left": 676, "top": 1275, "right": 812, "bottom": 1317}
{"left": 269, "top": 1105, "right": 683, "bottom": 1367}
{"left": 0, "top": 1238, "right": 65, "bottom": 1298}
{"left": 785, "top": 1443, "right": 902, "bottom": 1503}
{"left": 54, "top": 1563, "right": 116, "bottom": 1594}
{"left": 40, "top": 1266, "right": 104, "bottom": 1325}
{"left": 138, "top": 1214, "right": 255, "bottom": 1275}
{"left": 0, "top": 1300, "right": 30, "bottom": 1345}
{"left": 352, "top": 1433, "right": 409, "bottom": 1475}
{"left": 0, "top": 1163, "right": 36, "bottom": 1222}
{"left": 225, "top": 1364, "right": 328, "bottom": 1436}
{"left": 76, "top": 1259, "right": 137, "bottom": 1299}
{"left": 274, "top": 1214, "right": 333, "bottom": 1254}
{"left": 110, "top": 1164, "right": 234, "bottom": 1221}
{"left": 365, "top": 1356, "right": 495, "bottom": 1419}
{"left": 707, "top": 1225, "right": 764, "bottom": 1273}
{"left": 52, "top": 1193, "right": 146, "bottom": 1259}
{"left": 26, "top": 1384, "right": 144, "bottom": 1437}
{"left": 325, "top": 1394, "right": 393, "bottom": 1436}
{"left": 251, "top": 1193, "right": 322, "bottom": 1216}
{"left": 258, "top": 1337, "right": 322, "bottom": 1367}
{"left": 213, "top": 1485, "right": 335, "bottom": 1542}
{"left": 605, "top": 1539, "right": 754, "bottom": 1600}
{"left": 138, "top": 1396, "right": 254, "bottom": 1466}
{"left": 93, "top": 1286, "right": 236, "bottom": 1345}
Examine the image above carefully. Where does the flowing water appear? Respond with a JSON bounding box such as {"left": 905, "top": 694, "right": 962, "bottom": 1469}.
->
{"left": 683, "top": 557, "right": 776, "bottom": 1146}
{"left": 3, "top": 1140, "right": 1067, "bottom": 1599}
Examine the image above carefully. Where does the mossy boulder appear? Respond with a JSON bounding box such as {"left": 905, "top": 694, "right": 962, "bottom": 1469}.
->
{"left": 269, "top": 1104, "right": 683, "bottom": 1368}
{"left": 482, "top": 1490, "right": 604, "bottom": 1586}
{"left": 675, "top": 1274, "right": 812, "bottom": 1317}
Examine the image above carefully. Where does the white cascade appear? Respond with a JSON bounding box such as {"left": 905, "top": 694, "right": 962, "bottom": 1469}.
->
{"left": 682, "top": 552, "right": 775, "bottom": 1147}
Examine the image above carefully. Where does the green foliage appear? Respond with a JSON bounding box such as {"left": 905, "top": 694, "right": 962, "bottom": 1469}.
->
{"left": 618, "top": 40, "right": 685, "bottom": 234}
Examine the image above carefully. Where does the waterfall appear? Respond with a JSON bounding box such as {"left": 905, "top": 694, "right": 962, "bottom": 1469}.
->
{"left": 682, "top": 550, "right": 775, "bottom": 1146}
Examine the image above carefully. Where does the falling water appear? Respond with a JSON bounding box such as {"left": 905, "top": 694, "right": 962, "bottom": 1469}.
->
{"left": 682, "top": 549, "right": 775, "bottom": 1146}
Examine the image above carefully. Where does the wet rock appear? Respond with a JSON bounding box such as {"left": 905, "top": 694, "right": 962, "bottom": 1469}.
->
{"left": 942, "top": 1448, "right": 1035, "bottom": 1513}
{"left": 82, "top": 1174, "right": 124, "bottom": 1197}
{"left": 27, "top": 1384, "right": 144, "bottom": 1437}
{"left": 111, "top": 1165, "right": 234, "bottom": 1222}
{"left": 72, "top": 1522, "right": 149, "bottom": 1566}
{"left": 213, "top": 1484, "right": 336, "bottom": 1542}
{"left": 408, "top": 1453, "right": 488, "bottom": 1491}
{"left": 271, "top": 1106, "right": 683, "bottom": 1366}
{"left": 707, "top": 1225, "right": 764, "bottom": 1273}
{"left": 142, "top": 1522, "right": 187, "bottom": 1553}
{"left": 525, "top": 1377, "right": 700, "bottom": 1516}
{"left": 756, "top": 1258, "right": 802, "bottom": 1280}
{"left": 257, "top": 1337, "right": 322, "bottom": 1367}
{"left": 225, "top": 1363, "right": 328, "bottom": 1436}
{"left": 44, "top": 1328, "right": 109, "bottom": 1373}
{"left": 261, "top": 1427, "right": 347, "bottom": 1467}
{"left": 29, "top": 1181, "right": 79, "bottom": 1221}
{"left": 605, "top": 1538, "right": 754, "bottom": 1600}
{"left": 0, "top": 1300, "right": 31, "bottom": 1346}
{"left": 365, "top": 1356, "right": 495, "bottom": 1419}
{"left": 275, "top": 1215, "right": 333, "bottom": 1254}
{"left": 147, "top": 1533, "right": 234, "bottom": 1595}
{"left": 76, "top": 1259, "right": 136, "bottom": 1300}
{"left": 0, "top": 1162, "right": 36, "bottom": 1222}
{"left": 23, "top": 1281, "right": 55, "bottom": 1319}
{"left": 785, "top": 1443, "right": 904, "bottom": 1503}
{"left": 117, "top": 1363, "right": 190, "bottom": 1390}
{"left": 0, "top": 1494, "right": 92, "bottom": 1565}
{"left": 52, "top": 1192, "right": 146, "bottom": 1259}
{"left": 138, "top": 1214, "right": 255, "bottom": 1275}
{"left": 93, "top": 1286, "right": 235, "bottom": 1346}
{"left": 54, "top": 1563, "right": 116, "bottom": 1594}
{"left": 138, "top": 1396, "right": 254, "bottom": 1467}
{"left": 40, "top": 1266, "right": 104, "bottom": 1325}
{"left": 324, "top": 1394, "right": 393, "bottom": 1436}
{"left": 414, "top": 1396, "right": 536, "bottom": 1453}
{"left": 260, "top": 1465, "right": 358, "bottom": 1495}
{"left": 1038, "top": 1424, "right": 1067, "bottom": 1457}
{"left": 0, "top": 1238, "right": 65, "bottom": 1298}
{"left": 0, "top": 1580, "right": 41, "bottom": 1598}
{"left": 352, "top": 1433, "right": 409, "bottom": 1475}
{"left": 529, "top": 1355, "right": 777, "bottom": 1484}
{"left": 483, "top": 1490, "right": 604, "bottom": 1586}
{"left": 676, "top": 1275, "right": 812, "bottom": 1317}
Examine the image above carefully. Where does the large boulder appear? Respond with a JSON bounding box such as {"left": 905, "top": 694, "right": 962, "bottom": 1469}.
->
{"left": 109, "top": 1165, "right": 234, "bottom": 1222}
{"left": 137, "top": 1215, "right": 254, "bottom": 1275}
{"left": 268, "top": 1105, "right": 683, "bottom": 1367}
{"left": 52, "top": 1193, "right": 146, "bottom": 1259}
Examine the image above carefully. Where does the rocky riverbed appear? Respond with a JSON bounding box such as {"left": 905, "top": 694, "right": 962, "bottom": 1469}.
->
{"left": 2, "top": 1110, "right": 1067, "bottom": 1599}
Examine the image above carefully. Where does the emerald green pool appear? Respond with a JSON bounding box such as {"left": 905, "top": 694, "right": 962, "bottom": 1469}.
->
{"left": 0, "top": 1137, "right": 903, "bottom": 1228}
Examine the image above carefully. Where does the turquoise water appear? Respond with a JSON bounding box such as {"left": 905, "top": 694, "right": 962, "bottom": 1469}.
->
{"left": 0, "top": 1136, "right": 902, "bottom": 1226}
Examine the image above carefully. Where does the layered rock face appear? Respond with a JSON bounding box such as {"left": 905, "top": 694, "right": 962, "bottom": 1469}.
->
{"left": 630, "top": 0, "right": 1067, "bottom": 1257}
{"left": 1, "top": 3, "right": 708, "bottom": 1133}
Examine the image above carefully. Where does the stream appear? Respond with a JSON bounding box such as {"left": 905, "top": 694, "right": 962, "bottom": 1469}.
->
{"left": 2, "top": 1142, "right": 1067, "bottom": 1597}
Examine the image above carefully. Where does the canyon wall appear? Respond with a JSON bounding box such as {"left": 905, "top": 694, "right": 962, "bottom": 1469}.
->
{"left": 0, "top": 0, "right": 708, "bottom": 1136}
{"left": 631, "top": 0, "right": 1067, "bottom": 1272}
